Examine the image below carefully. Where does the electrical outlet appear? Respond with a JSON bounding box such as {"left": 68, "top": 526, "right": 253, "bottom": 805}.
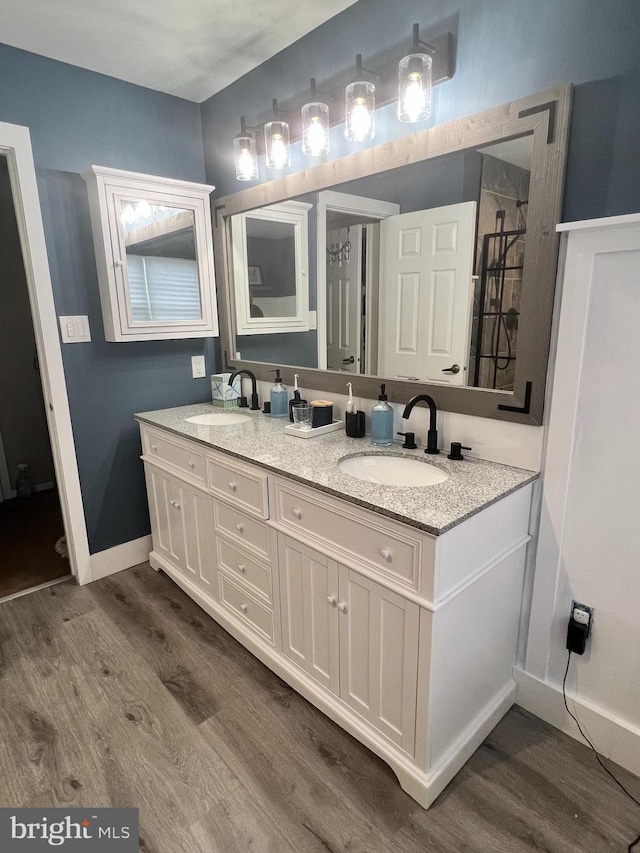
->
{"left": 571, "top": 601, "right": 594, "bottom": 636}
{"left": 191, "top": 355, "right": 206, "bottom": 378}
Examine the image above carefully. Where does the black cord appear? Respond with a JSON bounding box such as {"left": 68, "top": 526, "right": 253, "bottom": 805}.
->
{"left": 562, "top": 651, "right": 640, "bottom": 852}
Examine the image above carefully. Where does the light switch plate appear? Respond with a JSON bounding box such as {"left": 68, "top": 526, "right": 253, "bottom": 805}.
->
{"left": 191, "top": 355, "right": 206, "bottom": 378}
{"left": 59, "top": 315, "right": 91, "bottom": 343}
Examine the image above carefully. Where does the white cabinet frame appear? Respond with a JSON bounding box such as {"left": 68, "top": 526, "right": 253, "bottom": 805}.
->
{"left": 232, "top": 200, "right": 311, "bottom": 336}
{"left": 83, "top": 166, "right": 219, "bottom": 341}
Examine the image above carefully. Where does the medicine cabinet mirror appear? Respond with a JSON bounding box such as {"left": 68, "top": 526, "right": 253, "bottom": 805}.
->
{"left": 83, "top": 166, "right": 219, "bottom": 341}
{"left": 214, "top": 86, "right": 571, "bottom": 425}
{"left": 231, "top": 200, "right": 311, "bottom": 335}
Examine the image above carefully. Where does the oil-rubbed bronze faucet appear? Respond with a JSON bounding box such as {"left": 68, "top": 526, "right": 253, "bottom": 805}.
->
{"left": 228, "top": 368, "right": 259, "bottom": 411}
{"left": 402, "top": 394, "right": 440, "bottom": 455}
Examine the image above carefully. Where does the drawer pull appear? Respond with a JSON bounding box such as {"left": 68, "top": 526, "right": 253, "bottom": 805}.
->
{"left": 151, "top": 443, "right": 158, "bottom": 452}
{"left": 337, "top": 601, "right": 347, "bottom": 613}
{"left": 292, "top": 508, "right": 302, "bottom": 520}
{"left": 188, "top": 460, "right": 195, "bottom": 469}
{"left": 327, "top": 595, "right": 337, "bottom": 606}
{"left": 240, "top": 603, "right": 248, "bottom": 613}
{"left": 235, "top": 523, "right": 244, "bottom": 534}
{"left": 380, "top": 548, "right": 392, "bottom": 562}
{"left": 238, "top": 564, "right": 246, "bottom": 574}
{"left": 228, "top": 481, "right": 237, "bottom": 492}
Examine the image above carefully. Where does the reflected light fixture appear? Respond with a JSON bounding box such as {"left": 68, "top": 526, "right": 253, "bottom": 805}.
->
{"left": 234, "top": 116, "right": 259, "bottom": 181}
{"left": 302, "top": 78, "right": 330, "bottom": 157}
{"left": 264, "top": 99, "right": 291, "bottom": 170}
{"left": 345, "top": 55, "right": 376, "bottom": 142}
{"left": 398, "top": 24, "right": 434, "bottom": 123}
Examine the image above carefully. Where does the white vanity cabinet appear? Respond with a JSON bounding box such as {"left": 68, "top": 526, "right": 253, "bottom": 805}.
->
{"left": 138, "top": 421, "right": 533, "bottom": 810}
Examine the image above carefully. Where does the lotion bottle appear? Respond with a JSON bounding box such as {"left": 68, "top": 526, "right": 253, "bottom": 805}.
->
{"left": 270, "top": 369, "right": 289, "bottom": 418}
{"left": 371, "top": 384, "right": 394, "bottom": 446}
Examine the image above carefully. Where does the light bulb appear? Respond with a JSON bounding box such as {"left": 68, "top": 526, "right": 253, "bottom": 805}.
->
{"left": 398, "top": 54, "right": 432, "bottom": 123}
{"left": 264, "top": 120, "right": 291, "bottom": 169}
{"left": 302, "top": 102, "right": 330, "bottom": 156}
{"left": 345, "top": 81, "right": 375, "bottom": 142}
{"left": 234, "top": 135, "right": 258, "bottom": 181}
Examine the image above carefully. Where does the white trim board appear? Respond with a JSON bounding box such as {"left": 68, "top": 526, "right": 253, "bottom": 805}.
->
{"left": 514, "top": 668, "right": 640, "bottom": 779}
{"left": 0, "top": 120, "right": 91, "bottom": 584}
{"left": 91, "top": 535, "right": 152, "bottom": 581}
{"left": 557, "top": 212, "right": 640, "bottom": 232}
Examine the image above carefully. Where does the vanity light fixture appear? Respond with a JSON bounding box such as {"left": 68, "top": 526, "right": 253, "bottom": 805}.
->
{"left": 345, "top": 55, "right": 376, "bottom": 143}
{"left": 398, "top": 24, "right": 434, "bottom": 123}
{"left": 264, "top": 99, "right": 291, "bottom": 170}
{"left": 302, "top": 79, "right": 330, "bottom": 157}
{"left": 234, "top": 116, "right": 259, "bottom": 182}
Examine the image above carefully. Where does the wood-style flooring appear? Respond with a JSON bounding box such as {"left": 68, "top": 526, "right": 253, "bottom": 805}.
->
{"left": 0, "top": 488, "right": 68, "bottom": 597}
{"left": 0, "top": 564, "right": 638, "bottom": 852}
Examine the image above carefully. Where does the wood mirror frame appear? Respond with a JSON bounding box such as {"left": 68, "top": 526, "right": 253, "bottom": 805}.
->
{"left": 213, "top": 85, "right": 571, "bottom": 425}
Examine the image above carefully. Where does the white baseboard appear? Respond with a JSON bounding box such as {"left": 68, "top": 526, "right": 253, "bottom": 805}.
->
{"left": 514, "top": 667, "right": 640, "bottom": 778}
{"left": 34, "top": 481, "right": 55, "bottom": 493}
{"left": 91, "top": 535, "right": 152, "bottom": 582}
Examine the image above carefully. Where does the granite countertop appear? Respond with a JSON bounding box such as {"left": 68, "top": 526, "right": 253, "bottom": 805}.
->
{"left": 135, "top": 403, "right": 537, "bottom": 537}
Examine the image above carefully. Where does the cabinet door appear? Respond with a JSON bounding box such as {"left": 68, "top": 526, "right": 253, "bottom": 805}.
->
{"left": 278, "top": 535, "right": 340, "bottom": 694}
{"left": 145, "top": 463, "right": 215, "bottom": 592}
{"left": 338, "top": 567, "right": 419, "bottom": 755}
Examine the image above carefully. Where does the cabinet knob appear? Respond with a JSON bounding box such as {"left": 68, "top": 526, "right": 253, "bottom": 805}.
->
{"left": 292, "top": 508, "right": 302, "bottom": 520}
{"left": 236, "top": 523, "right": 244, "bottom": 533}
{"left": 151, "top": 444, "right": 158, "bottom": 452}
{"left": 188, "top": 460, "right": 195, "bottom": 469}
{"left": 337, "top": 601, "right": 347, "bottom": 613}
{"left": 327, "top": 595, "right": 337, "bottom": 606}
{"left": 240, "top": 603, "right": 248, "bottom": 613}
{"left": 228, "top": 481, "right": 237, "bottom": 492}
{"left": 114, "top": 259, "right": 123, "bottom": 268}
{"left": 174, "top": 502, "right": 181, "bottom": 510}
{"left": 169, "top": 499, "right": 175, "bottom": 507}
{"left": 238, "top": 564, "right": 246, "bottom": 574}
{"left": 380, "top": 548, "right": 392, "bottom": 562}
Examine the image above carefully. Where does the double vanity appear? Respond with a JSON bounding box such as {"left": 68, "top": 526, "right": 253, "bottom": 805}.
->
{"left": 136, "top": 404, "right": 536, "bottom": 809}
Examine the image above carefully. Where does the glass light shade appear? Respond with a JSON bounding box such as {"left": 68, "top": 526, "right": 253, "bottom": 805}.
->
{"left": 302, "top": 102, "right": 330, "bottom": 156}
{"left": 398, "top": 53, "right": 432, "bottom": 123}
{"left": 234, "top": 134, "right": 258, "bottom": 181}
{"left": 345, "top": 81, "right": 375, "bottom": 142}
{"left": 264, "top": 120, "right": 291, "bottom": 169}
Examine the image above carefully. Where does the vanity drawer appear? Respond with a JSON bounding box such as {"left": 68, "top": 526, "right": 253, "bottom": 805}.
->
{"left": 214, "top": 501, "right": 272, "bottom": 563}
{"left": 273, "top": 479, "right": 425, "bottom": 591}
{"left": 216, "top": 537, "right": 272, "bottom": 602}
{"left": 207, "top": 451, "right": 269, "bottom": 519}
{"left": 142, "top": 426, "right": 205, "bottom": 483}
{"left": 218, "top": 573, "right": 275, "bottom": 644}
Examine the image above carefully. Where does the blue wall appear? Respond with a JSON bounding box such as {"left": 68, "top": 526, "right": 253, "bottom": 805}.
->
{"left": 0, "top": 43, "right": 218, "bottom": 553}
{"left": 200, "top": 0, "right": 640, "bottom": 221}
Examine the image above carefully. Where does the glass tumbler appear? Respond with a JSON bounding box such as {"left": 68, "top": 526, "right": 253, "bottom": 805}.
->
{"left": 292, "top": 403, "right": 312, "bottom": 430}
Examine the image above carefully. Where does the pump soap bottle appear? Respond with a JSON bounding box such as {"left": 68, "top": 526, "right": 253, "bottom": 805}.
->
{"left": 270, "top": 369, "right": 289, "bottom": 418}
{"left": 371, "top": 384, "right": 394, "bottom": 446}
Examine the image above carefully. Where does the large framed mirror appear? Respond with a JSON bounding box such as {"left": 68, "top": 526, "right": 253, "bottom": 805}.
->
{"left": 213, "top": 85, "right": 571, "bottom": 424}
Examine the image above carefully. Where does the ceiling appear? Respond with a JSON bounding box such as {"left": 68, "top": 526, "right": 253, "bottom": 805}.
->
{"left": 0, "top": 0, "right": 358, "bottom": 103}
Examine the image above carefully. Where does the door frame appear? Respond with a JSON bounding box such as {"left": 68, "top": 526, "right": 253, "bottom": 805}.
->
{"left": 0, "top": 120, "right": 91, "bottom": 584}
{"left": 316, "top": 191, "right": 399, "bottom": 369}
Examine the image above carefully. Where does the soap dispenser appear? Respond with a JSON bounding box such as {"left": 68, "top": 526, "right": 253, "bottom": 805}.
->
{"left": 288, "top": 373, "right": 307, "bottom": 422}
{"left": 371, "top": 384, "right": 394, "bottom": 446}
{"left": 270, "top": 369, "right": 289, "bottom": 418}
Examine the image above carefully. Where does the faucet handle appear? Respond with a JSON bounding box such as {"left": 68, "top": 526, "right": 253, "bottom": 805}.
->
{"left": 238, "top": 396, "right": 248, "bottom": 408}
{"left": 397, "top": 431, "right": 417, "bottom": 450}
{"left": 447, "top": 442, "right": 472, "bottom": 460}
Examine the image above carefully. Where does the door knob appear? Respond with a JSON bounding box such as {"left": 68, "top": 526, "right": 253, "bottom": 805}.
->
{"left": 342, "top": 356, "right": 355, "bottom": 364}
{"left": 442, "top": 364, "right": 460, "bottom": 374}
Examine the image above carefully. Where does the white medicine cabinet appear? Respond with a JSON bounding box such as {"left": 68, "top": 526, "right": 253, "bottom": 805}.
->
{"left": 231, "top": 200, "right": 311, "bottom": 336}
{"left": 83, "top": 166, "right": 219, "bottom": 341}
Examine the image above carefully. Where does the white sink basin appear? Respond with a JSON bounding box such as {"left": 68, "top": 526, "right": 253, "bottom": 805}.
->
{"left": 338, "top": 454, "right": 449, "bottom": 487}
{"left": 185, "top": 412, "right": 251, "bottom": 426}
